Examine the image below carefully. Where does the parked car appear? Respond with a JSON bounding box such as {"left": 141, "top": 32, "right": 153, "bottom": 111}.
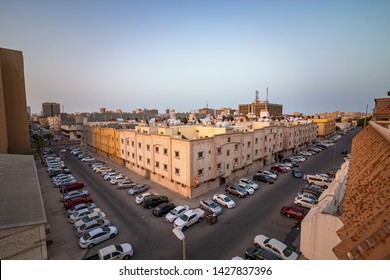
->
{"left": 297, "top": 192, "right": 319, "bottom": 201}
{"left": 60, "top": 182, "right": 84, "bottom": 193}
{"left": 237, "top": 183, "right": 255, "bottom": 195}
{"left": 164, "top": 205, "right": 190, "bottom": 223}
{"left": 98, "top": 243, "right": 133, "bottom": 260}
{"left": 69, "top": 208, "right": 102, "bottom": 223}
{"left": 280, "top": 206, "right": 306, "bottom": 220}
{"left": 64, "top": 196, "right": 93, "bottom": 210}
{"left": 128, "top": 184, "right": 149, "bottom": 195}
{"left": 174, "top": 208, "right": 205, "bottom": 231}
{"left": 200, "top": 199, "right": 223, "bottom": 216}
{"left": 225, "top": 183, "right": 248, "bottom": 198}
{"left": 253, "top": 174, "right": 274, "bottom": 184}
{"left": 270, "top": 166, "right": 288, "bottom": 174}
{"left": 74, "top": 212, "right": 107, "bottom": 228}
{"left": 300, "top": 151, "right": 313, "bottom": 156}
{"left": 61, "top": 190, "right": 89, "bottom": 202}
{"left": 301, "top": 187, "right": 322, "bottom": 198}
{"left": 103, "top": 172, "right": 119, "bottom": 180}
{"left": 253, "top": 234, "right": 299, "bottom": 260}
{"left": 110, "top": 175, "right": 126, "bottom": 185}
{"left": 294, "top": 196, "right": 317, "bottom": 208}
{"left": 79, "top": 226, "right": 118, "bottom": 249}
{"left": 74, "top": 218, "right": 111, "bottom": 237}
{"left": 81, "top": 157, "right": 95, "bottom": 162}
{"left": 212, "top": 194, "right": 235, "bottom": 208}
{"left": 118, "top": 179, "right": 136, "bottom": 189}
{"left": 238, "top": 178, "right": 260, "bottom": 190}
{"left": 257, "top": 170, "right": 278, "bottom": 180}
{"left": 152, "top": 202, "right": 175, "bottom": 217}
{"left": 291, "top": 169, "right": 303, "bottom": 178}
{"left": 142, "top": 195, "right": 169, "bottom": 209}
{"left": 67, "top": 203, "right": 96, "bottom": 216}
{"left": 245, "top": 246, "right": 281, "bottom": 260}
{"left": 135, "top": 192, "right": 158, "bottom": 205}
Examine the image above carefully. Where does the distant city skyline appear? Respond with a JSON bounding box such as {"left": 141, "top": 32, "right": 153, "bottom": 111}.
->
{"left": 1, "top": 0, "right": 389, "bottom": 115}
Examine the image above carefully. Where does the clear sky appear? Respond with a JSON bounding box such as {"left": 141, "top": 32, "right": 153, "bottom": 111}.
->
{"left": 1, "top": 0, "right": 389, "bottom": 115}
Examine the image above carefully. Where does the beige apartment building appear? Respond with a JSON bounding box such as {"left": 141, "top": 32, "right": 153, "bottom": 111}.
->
{"left": 312, "top": 117, "right": 336, "bottom": 139}
{"left": 0, "top": 47, "right": 30, "bottom": 154}
{"left": 85, "top": 120, "right": 316, "bottom": 198}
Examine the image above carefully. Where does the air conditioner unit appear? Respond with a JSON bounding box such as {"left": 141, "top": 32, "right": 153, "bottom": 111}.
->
{"left": 218, "top": 169, "right": 224, "bottom": 174}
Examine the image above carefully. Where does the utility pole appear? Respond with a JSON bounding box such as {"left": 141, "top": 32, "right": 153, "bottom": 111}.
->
{"left": 363, "top": 104, "right": 368, "bottom": 128}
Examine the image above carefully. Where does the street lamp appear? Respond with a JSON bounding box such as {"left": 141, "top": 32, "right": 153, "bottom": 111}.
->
{"left": 59, "top": 149, "right": 67, "bottom": 198}
{"left": 172, "top": 228, "right": 186, "bottom": 260}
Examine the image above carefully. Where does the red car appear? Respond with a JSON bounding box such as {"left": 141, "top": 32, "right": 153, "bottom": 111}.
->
{"left": 270, "top": 166, "right": 288, "bottom": 174}
{"left": 64, "top": 196, "right": 93, "bottom": 210}
{"left": 280, "top": 206, "right": 305, "bottom": 220}
{"left": 60, "top": 182, "right": 84, "bottom": 193}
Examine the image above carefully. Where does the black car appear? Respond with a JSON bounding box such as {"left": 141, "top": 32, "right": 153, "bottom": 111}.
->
{"left": 225, "top": 183, "right": 248, "bottom": 198}
{"left": 49, "top": 168, "right": 71, "bottom": 177}
{"left": 142, "top": 195, "right": 169, "bottom": 209}
{"left": 152, "top": 202, "right": 175, "bottom": 217}
{"left": 291, "top": 169, "right": 303, "bottom": 178}
{"left": 245, "top": 246, "right": 281, "bottom": 260}
{"left": 253, "top": 174, "right": 274, "bottom": 184}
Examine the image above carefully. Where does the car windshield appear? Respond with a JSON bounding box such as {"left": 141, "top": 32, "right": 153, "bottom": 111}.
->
{"left": 237, "top": 186, "right": 245, "bottom": 191}
{"left": 170, "top": 208, "right": 179, "bottom": 215}
{"left": 180, "top": 214, "right": 189, "bottom": 222}
{"left": 247, "top": 180, "right": 254, "bottom": 184}
{"left": 210, "top": 202, "right": 218, "bottom": 209}
{"left": 224, "top": 197, "right": 231, "bottom": 202}
{"left": 115, "top": 245, "right": 123, "bottom": 252}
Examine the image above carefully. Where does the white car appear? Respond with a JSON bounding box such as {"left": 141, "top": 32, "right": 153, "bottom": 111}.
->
{"left": 74, "top": 218, "right": 111, "bottom": 237}
{"left": 212, "top": 194, "right": 236, "bottom": 208}
{"left": 74, "top": 212, "right": 107, "bottom": 228}
{"left": 81, "top": 157, "right": 95, "bottom": 162}
{"left": 135, "top": 192, "right": 158, "bottom": 205}
{"left": 253, "top": 234, "right": 299, "bottom": 260}
{"left": 297, "top": 192, "right": 318, "bottom": 202}
{"left": 238, "top": 178, "right": 259, "bottom": 190}
{"left": 291, "top": 156, "right": 306, "bottom": 163}
{"left": 300, "top": 151, "right": 313, "bottom": 156}
{"left": 67, "top": 203, "right": 96, "bottom": 217}
{"left": 104, "top": 172, "right": 119, "bottom": 180}
{"left": 237, "top": 183, "right": 255, "bottom": 195}
{"left": 98, "top": 243, "right": 133, "bottom": 260}
{"left": 61, "top": 190, "right": 89, "bottom": 202}
{"left": 164, "top": 205, "right": 190, "bottom": 223}
{"left": 294, "top": 196, "right": 317, "bottom": 208}
{"left": 275, "top": 163, "right": 291, "bottom": 170}
{"left": 257, "top": 170, "right": 278, "bottom": 180}
{"left": 79, "top": 226, "right": 118, "bottom": 249}
{"left": 69, "top": 208, "right": 101, "bottom": 223}
{"left": 110, "top": 175, "right": 126, "bottom": 185}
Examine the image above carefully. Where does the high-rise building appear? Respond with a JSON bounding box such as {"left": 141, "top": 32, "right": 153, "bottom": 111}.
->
{"left": 42, "top": 102, "right": 60, "bottom": 117}
{"left": 238, "top": 90, "right": 283, "bottom": 117}
{"left": 0, "top": 47, "right": 30, "bottom": 154}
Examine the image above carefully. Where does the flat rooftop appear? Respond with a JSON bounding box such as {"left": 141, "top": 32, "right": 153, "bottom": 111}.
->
{"left": 0, "top": 154, "right": 47, "bottom": 229}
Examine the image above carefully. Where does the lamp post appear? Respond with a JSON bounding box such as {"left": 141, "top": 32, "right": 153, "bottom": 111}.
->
{"left": 172, "top": 228, "right": 186, "bottom": 260}
{"left": 59, "top": 149, "right": 67, "bottom": 199}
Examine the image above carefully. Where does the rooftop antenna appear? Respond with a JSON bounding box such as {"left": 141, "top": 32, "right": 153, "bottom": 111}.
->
{"left": 266, "top": 87, "right": 269, "bottom": 111}
{"left": 206, "top": 100, "right": 208, "bottom": 108}
{"left": 255, "top": 90, "right": 259, "bottom": 103}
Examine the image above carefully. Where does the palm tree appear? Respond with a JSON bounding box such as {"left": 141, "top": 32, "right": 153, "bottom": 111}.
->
{"left": 31, "top": 133, "right": 45, "bottom": 163}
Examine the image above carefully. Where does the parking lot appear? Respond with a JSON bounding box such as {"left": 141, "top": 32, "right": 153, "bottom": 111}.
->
{"left": 39, "top": 129, "right": 358, "bottom": 259}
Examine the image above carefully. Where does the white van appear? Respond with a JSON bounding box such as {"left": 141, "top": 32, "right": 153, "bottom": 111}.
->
{"left": 306, "top": 175, "right": 332, "bottom": 188}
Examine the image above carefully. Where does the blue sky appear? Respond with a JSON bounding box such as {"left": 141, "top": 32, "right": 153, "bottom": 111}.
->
{"left": 1, "top": 0, "right": 389, "bottom": 115}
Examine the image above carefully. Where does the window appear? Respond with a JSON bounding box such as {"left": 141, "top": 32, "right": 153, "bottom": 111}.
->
{"left": 155, "top": 147, "right": 159, "bottom": 153}
{"left": 175, "top": 151, "right": 180, "bottom": 158}
{"left": 175, "top": 168, "right": 180, "bottom": 175}
{"left": 131, "top": 141, "right": 134, "bottom": 147}
{"left": 155, "top": 161, "right": 160, "bottom": 168}
{"left": 138, "top": 143, "right": 142, "bottom": 148}
{"left": 164, "top": 148, "right": 168, "bottom": 155}
{"left": 255, "top": 149, "right": 258, "bottom": 155}
{"left": 234, "top": 144, "right": 238, "bottom": 151}
{"left": 227, "top": 150, "right": 230, "bottom": 156}
{"left": 121, "top": 139, "right": 124, "bottom": 144}
{"left": 217, "top": 147, "right": 222, "bottom": 154}
{"left": 234, "top": 158, "right": 238, "bottom": 164}
{"left": 198, "top": 151, "right": 204, "bottom": 159}
{"left": 139, "top": 155, "right": 142, "bottom": 161}
{"left": 126, "top": 140, "right": 129, "bottom": 146}
{"left": 247, "top": 154, "right": 250, "bottom": 160}
{"left": 164, "top": 164, "right": 168, "bottom": 171}
{"left": 217, "top": 163, "right": 222, "bottom": 169}
{"left": 121, "top": 149, "right": 124, "bottom": 155}
{"left": 127, "top": 151, "right": 130, "bottom": 156}
{"left": 228, "top": 137, "right": 231, "bottom": 142}
{"left": 255, "top": 138, "right": 258, "bottom": 144}
{"left": 147, "top": 158, "right": 150, "bottom": 165}
{"left": 227, "top": 164, "right": 230, "bottom": 170}
{"left": 132, "top": 153, "right": 135, "bottom": 159}
{"left": 146, "top": 144, "right": 150, "bottom": 151}
{"left": 198, "top": 169, "right": 203, "bottom": 176}
{"left": 248, "top": 141, "right": 251, "bottom": 147}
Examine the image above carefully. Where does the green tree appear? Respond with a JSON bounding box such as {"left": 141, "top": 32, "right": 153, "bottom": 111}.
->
{"left": 357, "top": 116, "right": 372, "bottom": 127}
{"left": 31, "top": 133, "right": 45, "bottom": 162}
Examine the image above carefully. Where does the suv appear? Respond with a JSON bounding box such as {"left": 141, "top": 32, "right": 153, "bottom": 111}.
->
{"left": 225, "top": 183, "right": 248, "bottom": 198}
{"left": 253, "top": 174, "right": 274, "bottom": 184}
{"left": 98, "top": 243, "right": 134, "bottom": 260}
{"left": 152, "top": 202, "right": 175, "bottom": 217}
{"left": 142, "top": 195, "right": 169, "bottom": 209}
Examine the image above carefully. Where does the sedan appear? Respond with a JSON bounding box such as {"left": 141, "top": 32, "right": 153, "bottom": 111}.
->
{"left": 245, "top": 246, "right": 281, "bottom": 260}
{"left": 237, "top": 183, "right": 255, "bottom": 195}
{"left": 280, "top": 206, "right": 306, "bottom": 220}
{"left": 164, "top": 205, "right": 190, "bottom": 223}
{"left": 60, "top": 182, "right": 84, "bottom": 193}
{"left": 291, "top": 169, "right": 303, "bottom": 178}
{"left": 67, "top": 203, "right": 96, "bottom": 217}
{"left": 135, "top": 192, "right": 158, "bottom": 205}
{"left": 200, "top": 199, "right": 223, "bottom": 216}
{"left": 74, "top": 218, "right": 111, "bottom": 237}
{"left": 128, "top": 184, "right": 149, "bottom": 195}
{"left": 294, "top": 196, "right": 317, "bottom": 209}
{"left": 118, "top": 179, "right": 136, "bottom": 189}
{"left": 79, "top": 226, "right": 118, "bottom": 249}
{"left": 69, "top": 208, "right": 102, "bottom": 223}
{"left": 64, "top": 196, "right": 93, "bottom": 210}
{"left": 81, "top": 157, "right": 95, "bottom": 162}
{"left": 257, "top": 170, "right": 278, "bottom": 180}
{"left": 152, "top": 202, "right": 175, "bottom": 217}
{"left": 225, "top": 184, "right": 247, "bottom": 198}
{"left": 61, "top": 190, "right": 89, "bottom": 202}
{"left": 253, "top": 174, "right": 274, "bottom": 184}
{"left": 253, "top": 234, "right": 299, "bottom": 260}
{"left": 212, "top": 194, "right": 235, "bottom": 208}
{"left": 110, "top": 175, "right": 126, "bottom": 185}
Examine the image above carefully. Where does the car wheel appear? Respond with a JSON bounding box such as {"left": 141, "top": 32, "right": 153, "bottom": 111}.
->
{"left": 287, "top": 214, "right": 291, "bottom": 218}
{"left": 123, "top": 255, "right": 130, "bottom": 260}
{"left": 88, "top": 243, "right": 94, "bottom": 249}
{"left": 110, "top": 233, "right": 116, "bottom": 238}
{"left": 297, "top": 203, "right": 302, "bottom": 207}
{"left": 254, "top": 243, "right": 260, "bottom": 248}
{"left": 182, "top": 226, "right": 187, "bottom": 231}
{"left": 198, "top": 217, "right": 202, "bottom": 223}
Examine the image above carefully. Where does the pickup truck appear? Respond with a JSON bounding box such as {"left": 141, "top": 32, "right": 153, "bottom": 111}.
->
{"left": 174, "top": 208, "right": 204, "bottom": 231}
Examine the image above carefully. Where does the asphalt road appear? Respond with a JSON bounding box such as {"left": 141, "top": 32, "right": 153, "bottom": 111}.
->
{"left": 45, "top": 128, "right": 360, "bottom": 260}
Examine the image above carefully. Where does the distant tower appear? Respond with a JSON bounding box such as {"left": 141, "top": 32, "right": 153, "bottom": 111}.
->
{"left": 206, "top": 100, "right": 208, "bottom": 108}
{"left": 265, "top": 87, "right": 269, "bottom": 112}
{"left": 255, "top": 90, "right": 260, "bottom": 103}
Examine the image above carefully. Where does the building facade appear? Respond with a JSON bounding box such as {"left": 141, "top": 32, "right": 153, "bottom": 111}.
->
{"left": 312, "top": 118, "right": 336, "bottom": 139}
{"left": 0, "top": 47, "right": 30, "bottom": 154}
{"left": 42, "top": 102, "right": 60, "bottom": 117}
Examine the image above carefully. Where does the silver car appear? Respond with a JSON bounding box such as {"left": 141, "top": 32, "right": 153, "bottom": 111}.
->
{"left": 74, "top": 218, "right": 111, "bottom": 237}
{"left": 61, "top": 190, "right": 89, "bottom": 202}
{"left": 200, "top": 199, "right": 223, "bottom": 216}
